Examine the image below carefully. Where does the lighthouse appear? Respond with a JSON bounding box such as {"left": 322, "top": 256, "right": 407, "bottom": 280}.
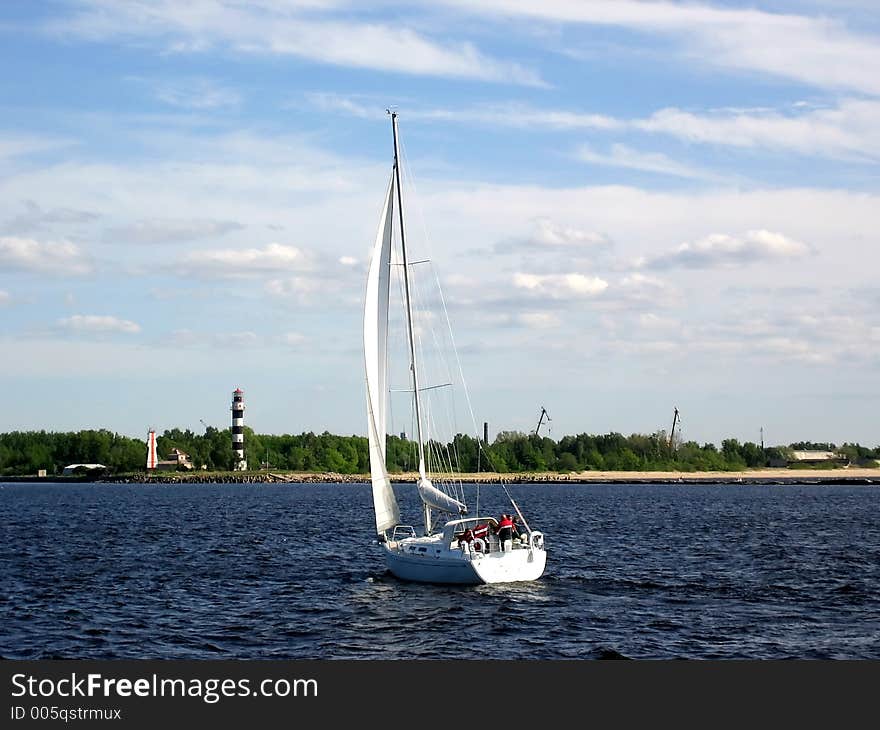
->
{"left": 146, "top": 429, "right": 158, "bottom": 470}
{"left": 231, "top": 388, "right": 247, "bottom": 471}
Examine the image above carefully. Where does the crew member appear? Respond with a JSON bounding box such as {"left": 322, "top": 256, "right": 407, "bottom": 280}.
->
{"left": 497, "top": 513, "right": 515, "bottom": 551}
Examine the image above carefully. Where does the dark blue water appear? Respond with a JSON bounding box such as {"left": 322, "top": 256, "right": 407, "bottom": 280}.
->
{"left": 1, "top": 481, "right": 878, "bottom": 659}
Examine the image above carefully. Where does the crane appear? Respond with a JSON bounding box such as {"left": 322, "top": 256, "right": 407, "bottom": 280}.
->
{"left": 668, "top": 407, "right": 680, "bottom": 451}
{"left": 534, "top": 406, "right": 551, "bottom": 436}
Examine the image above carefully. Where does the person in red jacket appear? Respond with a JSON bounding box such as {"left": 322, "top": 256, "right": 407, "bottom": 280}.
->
{"left": 497, "top": 513, "right": 515, "bottom": 551}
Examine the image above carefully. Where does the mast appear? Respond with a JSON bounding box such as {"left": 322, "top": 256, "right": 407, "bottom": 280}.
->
{"left": 390, "top": 112, "right": 431, "bottom": 532}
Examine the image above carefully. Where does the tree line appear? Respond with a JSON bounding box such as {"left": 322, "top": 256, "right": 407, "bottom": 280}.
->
{"left": 1, "top": 428, "right": 877, "bottom": 476}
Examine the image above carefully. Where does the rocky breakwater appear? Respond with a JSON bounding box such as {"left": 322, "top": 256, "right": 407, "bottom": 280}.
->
{"left": 106, "top": 471, "right": 369, "bottom": 484}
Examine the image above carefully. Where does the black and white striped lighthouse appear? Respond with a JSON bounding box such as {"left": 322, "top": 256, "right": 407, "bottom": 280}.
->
{"left": 231, "top": 388, "right": 247, "bottom": 471}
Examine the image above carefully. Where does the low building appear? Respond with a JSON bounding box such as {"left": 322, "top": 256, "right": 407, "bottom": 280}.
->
{"left": 156, "top": 448, "right": 194, "bottom": 471}
{"left": 62, "top": 463, "right": 109, "bottom": 476}
{"left": 789, "top": 450, "right": 848, "bottom": 466}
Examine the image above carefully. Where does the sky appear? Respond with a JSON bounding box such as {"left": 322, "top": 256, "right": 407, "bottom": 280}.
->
{"left": 0, "top": 0, "right": 878, "bottom": 448}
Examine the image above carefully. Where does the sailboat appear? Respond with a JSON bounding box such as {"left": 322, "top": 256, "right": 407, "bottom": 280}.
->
{"left": 363, "top": 111, "right": 547, "bottom": 585}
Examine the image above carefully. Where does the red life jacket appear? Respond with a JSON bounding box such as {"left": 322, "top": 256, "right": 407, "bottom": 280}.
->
{"left": 498, "top": 516, "right": 514, "bottom": 530}
{"left": 472, "top": 523, "right": 489, "bottom": 539}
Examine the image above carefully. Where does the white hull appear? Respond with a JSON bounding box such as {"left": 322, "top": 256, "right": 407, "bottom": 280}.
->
{"left": 383, "top": 533, "right": 547, "bottom": 585}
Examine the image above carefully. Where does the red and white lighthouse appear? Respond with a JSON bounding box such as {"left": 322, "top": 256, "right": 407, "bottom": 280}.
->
{"left": 146, "top": 429, "right": 158, "bottom": 470}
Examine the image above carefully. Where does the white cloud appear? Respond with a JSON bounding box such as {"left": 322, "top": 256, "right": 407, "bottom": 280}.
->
{"left": 0, "top": 134, "right": 75, "bottom": 160}
{"left": 124, "top": 74, "right": 242, "bottom": 109}
{"left": 754, "top": 337, "right": 831, "bottom": 364}
{"left": 309, "top": 94, "right": 617, "bottom": 128}
{"left": 106, "top": 218, "right": 244, "bottom": 244}
{"left": 496, "top": 217, "right": 610, "bottom": 253}
{"left": 437, "top": 0, "right": 880, "bottom": 96}
{"left": 528, "top": 218, "right": 609, "bottom": 249}
{"left": 0, "top": 237, "right": 93, "bottom": 275}
{"left": 318, "top": 95, "right": 880, "bottom": 161}
{"left": 518, "top": 312, "right": 562, "bottom": 329}
{"left": 513, "top": 272, "right": 608, "bottom": 297}
{"left": 165, "top": 328, "right": 265, "bottom": 350}
{"left": 226, "top": 331, "right": 259, "bottom": 348}
{"left": 0, "top": 290, "right": 10, "bottom": 305}
{"left": 612, "top": 273, "right": 681, "bottom": 309}
{"left": 599, "top": 303, "right": 877, "bottom": 367}
{"left": 3, "top": 200, "right": 99, "bottom": 234}
{"left": 56, "top": 1, "right": 543, "bottom": 86}
{"left": 152, "top": 77, "right": 241, "bottom": 109}
{"left": 576, "top": 143, "right": 731, "bottom": 182}
{"left": 643, "top": 229, "right": 810, "bottom": 270}
{"left": 165, "top": 328, "right": 269, "bottom": 349}
{"left": 179, "top": 243, "right": 308, "bottom": 277}
{"left": 637, "top": 312, "right": 678, "bottom": 330}
{"left": 265, "top": 276, "right": 322, "bottom": 301}
{"left": 603, "top": 337, "right": 679, "bottom": 357}
{"left": 636, "top": 100, "right": 880, "bottom": 161}
{"left": 279, "top": 332, "right": 306, "bottom": 346}
{"left": 338, "top": 255, "right": 357, "bottom": 266}
{"left": 57, "top": 314, "right": 141, "bottom": 335}
{"left": 167, "top": 328, "right": 198, "bottom": 346}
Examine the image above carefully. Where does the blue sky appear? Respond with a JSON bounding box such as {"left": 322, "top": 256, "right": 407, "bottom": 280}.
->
{"left": 1, "top": 0, "right": 878, "bottom": 448}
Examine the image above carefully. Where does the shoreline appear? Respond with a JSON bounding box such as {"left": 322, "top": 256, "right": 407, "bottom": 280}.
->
{"left": 2, "top": 467, "right": 878, "bottom": 485}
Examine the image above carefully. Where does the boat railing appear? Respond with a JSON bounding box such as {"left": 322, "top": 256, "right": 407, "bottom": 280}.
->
{"left": 391, "top": 525, "right": 417, "bottom": 541}
{"left": 459, "top": 533, "right": 531, "bottom": 555}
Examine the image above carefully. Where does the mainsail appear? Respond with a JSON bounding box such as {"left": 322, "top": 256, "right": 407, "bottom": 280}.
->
{"left": 364, "top": 175, "right": 400, "bottom": 534}
{"left": 146, "top": 429, "right": 158, "bottom": 470}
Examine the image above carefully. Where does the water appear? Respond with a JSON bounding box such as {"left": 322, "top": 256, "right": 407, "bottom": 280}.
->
{"left": 1, "top": 481, "right": 878, "bottom": 659}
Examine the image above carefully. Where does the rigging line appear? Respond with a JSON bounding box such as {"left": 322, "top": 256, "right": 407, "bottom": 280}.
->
{"left": 429, "top": 384, "right": 466, "bottom": 503}
{"left": 435, "top": 387, "right": 465, "bottom": 501}
{"left": 426, "top": 406, "right": 451, "bottom": 480}
{"left": 436, "top": 420, "right": 466, "bottom": 503}
{"left": 386, "top": 231, "right": 409, "bottom": 453}
{"left": 408, "top": 409, "right": 416, "bottom": 474}
{"left": 430, "top": 366, "right": 467, "bottom": 503}
{"left": 425, "top": 401, "right": 463, "bottom": 504}
{"left": 400, "top": 137, "right": 487, "bottom": 465}
{"left": 400, "top": 134, "right": 492, "bottom": 510}
{"left": 412, "top": 253, "right": 464, "bottom": 497}
{"left": 499, "top": 481, "right": 533, "bottom": 535}
{"left": 392, "top": 115, "right": 428, "bottom": 491}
